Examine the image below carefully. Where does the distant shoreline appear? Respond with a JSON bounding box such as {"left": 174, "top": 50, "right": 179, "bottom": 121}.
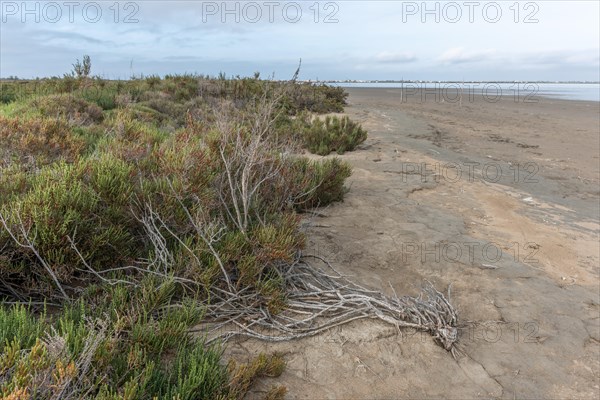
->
{"left": 329, "top": 83, "right": 600, "bottom": 102}
{"left": 319, "top": 80, "right": 600, "bottom": 84}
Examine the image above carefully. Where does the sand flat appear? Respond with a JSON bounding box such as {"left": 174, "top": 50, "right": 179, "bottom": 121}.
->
{"left": 228, "top": 88, "right": 600, "bottom": 399}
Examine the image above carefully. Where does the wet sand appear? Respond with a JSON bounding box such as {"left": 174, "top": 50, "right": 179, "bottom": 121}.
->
{"left": 227, "top": 88, "right": 600, "bottom": 399}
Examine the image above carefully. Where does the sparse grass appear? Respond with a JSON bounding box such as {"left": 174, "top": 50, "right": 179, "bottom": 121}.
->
{"left": 227, "top": 353, "right": 286, "bottom": 398}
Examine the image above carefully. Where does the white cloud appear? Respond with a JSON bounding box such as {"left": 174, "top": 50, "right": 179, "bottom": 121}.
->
{"left": 375, "top": 51, "right": 417, "bottom": 64}
{"left": 520, "top": 49, "right": 600, "bottom": 66}
{"left": 438, "top": 48, "right": 496, "bottom": 64}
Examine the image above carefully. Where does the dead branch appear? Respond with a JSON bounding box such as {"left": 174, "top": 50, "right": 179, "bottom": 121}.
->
{"left": 0, "top": 211, "right": 69, "bottom": 299}
{"left": 198, "top": 253, "right": 460, "bottom": 355}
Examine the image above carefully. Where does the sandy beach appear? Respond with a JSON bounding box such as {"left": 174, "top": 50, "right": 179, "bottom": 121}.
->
{"left": 228, "top": 88, "right": 600, "bottom": 399}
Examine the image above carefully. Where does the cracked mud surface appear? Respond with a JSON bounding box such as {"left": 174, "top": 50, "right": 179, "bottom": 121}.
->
{"left": 224, "top": 88, "right": 600, "bottom": 399}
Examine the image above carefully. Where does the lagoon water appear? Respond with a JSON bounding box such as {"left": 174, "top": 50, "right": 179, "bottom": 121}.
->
{"left": 331, "top": 82, "right": 600, "bottom": 102}
{"left": 533, "top": 83, "right": 600, "bottom": 102}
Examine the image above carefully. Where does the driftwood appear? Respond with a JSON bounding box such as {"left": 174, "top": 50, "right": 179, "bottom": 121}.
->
{"left": 200, "top": 253, "right": 460, "bottom": 356}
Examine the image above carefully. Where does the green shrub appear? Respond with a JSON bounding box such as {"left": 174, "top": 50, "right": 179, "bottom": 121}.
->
{"left": 70, "top": 124, "right": 106, "bottom": 155}
{"left": 0, "top": 115, "right": 86, "bottom": 165}
{"left": 23, "top": 94, "right": 104, "bottom": 124}
{"left": 293, "top": 157, "right": 353, "bottom": 209}
{"left": 0, "top": 286, "right": 230, "bottom": 400}
{"left": 0, "top": 281, "right": 288, "bottom": 399}
{"left": 0, "top": 76, "right": 354, "bottom": 298}
{"left": 0, "top": 304, "right": 45, "bottom": 351}
{"left": 282, "top": 83, "right": 348, "bottom": 114}
{"left": 0, "top": 82, "right": 19, "bottom": 104}
{"left": 0, "top": 156, "right": 139, "bottom": 296}
{"left": 77, "top": 86, "right": 118, "bottom": 110}
{"left": 144, "top": 74, "right": 161, "bottom": 89}
{"left": 137, "top": 97, "right": 187, "bottom": 127}
{"left": 303, "top": 115, "right": 368, "bottom": 155}
{"left": 163, "top": 74, "right": 200, "bottom": 101}
{"left": 0, "top": 74, "right": 354, "bottom": 398}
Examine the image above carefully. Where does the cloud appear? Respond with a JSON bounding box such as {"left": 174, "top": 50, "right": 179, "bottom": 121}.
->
{"left": 374, "top": 51, "right": 417, "bottom": 64}
{"left": 438, "top": 47, "right": 496, "bottom": 64}
{"left": 1, "top": 1, "right": 598, "bottom": 81}
{"left": 160, "top": 55, "right": 204, "bottom": 62}
{"left": 35, "top": 30, "right": 113, "bottom": 46}
{"left": 520, "top": 49, "right": 600, "bottom": 66}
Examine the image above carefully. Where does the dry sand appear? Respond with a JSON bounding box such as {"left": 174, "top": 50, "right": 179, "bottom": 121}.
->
{"left": 226, "top": 88, "right": 600, "bottom": 399}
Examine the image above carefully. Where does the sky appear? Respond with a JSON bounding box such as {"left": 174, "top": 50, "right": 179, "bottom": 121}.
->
{"left": 1, "top": 0, "right": 599, "bottom": 81}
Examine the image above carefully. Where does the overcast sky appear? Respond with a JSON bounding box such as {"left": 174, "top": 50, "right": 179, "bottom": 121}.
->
{"left": 1, "top": 1, "right": 599, "bottom": 80}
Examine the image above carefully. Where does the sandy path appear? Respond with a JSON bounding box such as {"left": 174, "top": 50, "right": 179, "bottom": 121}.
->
{"left": 226, "top": 89, "right": 599, "bottom": 399}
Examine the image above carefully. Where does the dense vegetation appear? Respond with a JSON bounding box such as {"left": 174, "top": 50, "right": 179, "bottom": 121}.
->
{"left": 0, "top": 64, "right": 366, "bottom": 398}
{"left": 297, "top": 114, "right": 368, "bottom": 156}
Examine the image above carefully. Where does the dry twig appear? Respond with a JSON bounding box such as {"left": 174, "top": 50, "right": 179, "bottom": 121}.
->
{"left": 198, "top": 253, "right": 460, "bottom": 355}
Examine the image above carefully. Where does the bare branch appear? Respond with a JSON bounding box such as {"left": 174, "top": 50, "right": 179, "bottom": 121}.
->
{"left": 0, "top": 211, "right": 69, "bottom": 299}
{"left": 198, "top": 254, "right": 459, "bottom": 354}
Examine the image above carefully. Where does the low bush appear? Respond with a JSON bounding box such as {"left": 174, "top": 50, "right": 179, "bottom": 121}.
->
{"left": 282, "top": 83, "right": 348, "bottom": 114}
{"left": 0, "top": 157, "right": 139, "bottom": 296}
{"left": 0, "top": 73, "right": 356, "bottom": 398}
{"left": 23, "top": 94, "right": 104, "bottom": 125}
{"left": 0, "top": 76, "right": 348, "bottom": 117}
{"left": 302, "top": 115, "right": 368, "bottom": 155}
{"left": 0, "top": 281, "right": 288, "bottom": 399}
{"left": 77, "top": 86, "right": 118, "bottom": 110}
{"left": 0, "top": 116, "right": 86, "bottom": 166}
{"left": 0, "top": 105, "right": 353, "bottom": 301}
{"left": 0, "top": 82, "right": 19, "bottom": 104}
{"left": 0, "top": 283, "right": 226, "bottom": 399}
{"left": 137, "top": 97, "right": 187, "bottom": 127}
{"left": 290, "top": 157, "right": 353, "bottom": 209}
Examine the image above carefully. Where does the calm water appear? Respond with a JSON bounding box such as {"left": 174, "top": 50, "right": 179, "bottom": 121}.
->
{"left": 330, "top": 82, "right": 600, "bottom": 102}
